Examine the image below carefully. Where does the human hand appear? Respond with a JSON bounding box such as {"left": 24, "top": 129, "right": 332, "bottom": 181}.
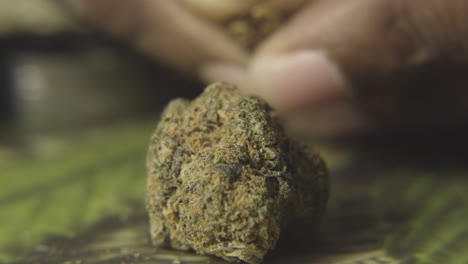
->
{"left": 65, "top": 0, "right": 249, "bottom": 77}
{"left": 67, "top": 0, "right": 468, "bottom": 138}
{"left": 221, "top": 0, "right": 468, "bottom": 137}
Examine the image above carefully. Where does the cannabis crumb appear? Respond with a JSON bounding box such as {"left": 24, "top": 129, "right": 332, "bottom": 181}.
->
{"left": 146, "top": 83, "right": 329, "bottom": 264}
{"left": 224, "top": 1, "right": 306, "bottom": 50}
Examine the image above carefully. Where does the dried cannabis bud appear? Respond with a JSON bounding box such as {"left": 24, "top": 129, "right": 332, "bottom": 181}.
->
{"left": 146, "top": 83, "right": 328, "bottom": 264}
{"left": 223, "top": 1, "right": 307, "bottom": 50}
{"left": 181, "top": 0, "right": 307, "bottom": 50}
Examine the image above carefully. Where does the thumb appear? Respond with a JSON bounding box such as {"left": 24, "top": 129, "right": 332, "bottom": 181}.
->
{"left": 243, "top": 0, "right": 468, "bottom": 129}
{"left": 65, "top": 0, "right": 248, "bottom": 76}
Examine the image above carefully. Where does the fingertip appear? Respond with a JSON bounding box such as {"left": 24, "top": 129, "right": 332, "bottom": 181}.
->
{"left": 241, "top": 50, "right": 350, "bottom": 112}
{"left": 199, "top": 63, "right": 247, "bottom": 85}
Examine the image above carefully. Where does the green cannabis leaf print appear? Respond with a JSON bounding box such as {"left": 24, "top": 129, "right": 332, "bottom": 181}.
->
{"left": 379, "top": 168, "right": 468, "bottom": 264}
{"left": 0, "top": 124, "right": 152, "bottom": 262}
{"left": 1, "top": 123, "right": 468, "bottom": 264}
{"left": 355, "top": 145, "right": 468, "bottom": 264}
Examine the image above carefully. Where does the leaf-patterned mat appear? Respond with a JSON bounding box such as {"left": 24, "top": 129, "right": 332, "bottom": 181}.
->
{"left": 2, "top": 123, "right": 468, "bottom": 263}
{"left": 0, "top": 124, "right": 152, "bottom": 262}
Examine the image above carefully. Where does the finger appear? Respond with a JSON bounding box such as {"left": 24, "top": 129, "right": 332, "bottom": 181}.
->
{"left": 66, "top": 0, "right": 249, "bottom": 75}
{"left": 241, "top": 0, "right": 365, "bottom": 113}
{"left": 245, "top": 49, "right": 349, "bottom": 113}
{"left": 244, "top": 0, "right": 468, "bottom": 127}
{"left": 199, "top": 63, "right": 247, "bottom": 85}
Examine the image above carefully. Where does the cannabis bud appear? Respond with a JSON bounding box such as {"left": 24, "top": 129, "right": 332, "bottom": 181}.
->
{"left": 146, "top": 83, "right": 328, "bottom": 264}
{"left": 223, "top": 1, "right": 306, "bottom": 50}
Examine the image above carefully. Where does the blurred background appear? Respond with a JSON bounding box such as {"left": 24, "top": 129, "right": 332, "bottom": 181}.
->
{"left": 1, "top": 2, "right": 468, "bottom": 264}
{"left": 0, "top": 0, "right": 202, "bottom": 152}
{"left": 0, "top": 1, "right": 206, "bottom": 262}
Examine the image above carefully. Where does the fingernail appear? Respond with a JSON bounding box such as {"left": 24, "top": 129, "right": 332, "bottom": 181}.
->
{"left": 243, "top": 50, "right": 348, "bottom": 112}
{"left": 199, "top": 63, "right": 247, "bottom": 86}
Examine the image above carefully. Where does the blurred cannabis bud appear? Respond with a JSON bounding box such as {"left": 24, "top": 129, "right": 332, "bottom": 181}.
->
{"left": 146, "top": 83, "right": 328, "bottom": 263}
{"left": 223, "top": 1, "right": 305, "bottom": 50}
